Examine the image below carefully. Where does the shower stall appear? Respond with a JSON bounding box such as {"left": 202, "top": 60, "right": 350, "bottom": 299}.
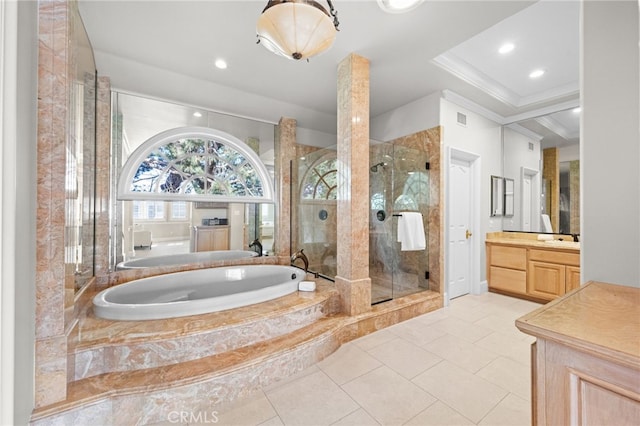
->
{"left": 291, "top": 140, "right": 431, "bottom": 304}
{"left": 369, "top": 142, "right": 431, "bottom": 304}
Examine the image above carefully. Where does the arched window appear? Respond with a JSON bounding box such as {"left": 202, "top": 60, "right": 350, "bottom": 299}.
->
{"left": 118, "top": 127, "right": 274, "bottom": 203}
{"left": 301, "top": 156, "right": 338, "bottom": 201}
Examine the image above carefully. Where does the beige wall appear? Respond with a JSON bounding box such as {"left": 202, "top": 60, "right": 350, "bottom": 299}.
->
{"left": 581, "top": 0, "right": 640, "bottom": 287}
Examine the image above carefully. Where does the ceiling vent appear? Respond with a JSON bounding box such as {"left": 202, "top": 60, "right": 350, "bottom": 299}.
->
{"left": 457, "top": 112, "right": 467, "bottom": 126}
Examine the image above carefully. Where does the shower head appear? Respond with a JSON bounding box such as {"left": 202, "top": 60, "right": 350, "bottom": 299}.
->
{"left": 370, "top": 162, "right": 387, "bottom": 172}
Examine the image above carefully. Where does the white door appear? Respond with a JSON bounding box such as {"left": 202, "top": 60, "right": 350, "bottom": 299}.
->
{"left": 448, "top": 158, "right": 473, "bottom": 299}
{"left": 522, "top": 174, "right": 532, "bottom": 231}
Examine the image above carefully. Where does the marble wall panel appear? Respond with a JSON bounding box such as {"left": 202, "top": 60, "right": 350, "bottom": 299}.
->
{"left": 274, "top": 118, "right": 296, "bottom": 258}
{"left": 94, "top": 76, "right": 111, "bottom": 278}
{"left": 35, "top": 0, "right": 73, "bottom": 408}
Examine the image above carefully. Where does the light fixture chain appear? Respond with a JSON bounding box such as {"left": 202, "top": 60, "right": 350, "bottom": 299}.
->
{"left": 327, "top": 0, "right": 339, "bottom": 30}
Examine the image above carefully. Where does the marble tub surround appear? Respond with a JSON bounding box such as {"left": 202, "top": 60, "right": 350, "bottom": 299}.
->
{"left": 70, "top": 278, "right": 340, "bottom": 379}
{"left": 32, "top": 288, "right": 441, "bottom": 424}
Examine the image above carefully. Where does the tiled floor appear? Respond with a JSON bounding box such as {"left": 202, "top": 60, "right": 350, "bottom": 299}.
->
{"left": 213, "top": 292, "right": 541, "bottom": 426}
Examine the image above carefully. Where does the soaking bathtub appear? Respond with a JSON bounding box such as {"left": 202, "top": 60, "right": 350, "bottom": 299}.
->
{"left": 93, "top": 265, "right": 305, "bottom": 320}
{"left": 115, "top": 250, "right": 258, "bottom": 270}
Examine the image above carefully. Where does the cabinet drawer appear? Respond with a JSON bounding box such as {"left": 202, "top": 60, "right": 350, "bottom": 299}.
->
{"left": 490, "top": 245, "right": 527, "bottom": 270}
{"left": 490, "top": 266, "right": 527, "bottom": 294}
{"left": 529, "top": 249, "right": 579, "bottom": 266}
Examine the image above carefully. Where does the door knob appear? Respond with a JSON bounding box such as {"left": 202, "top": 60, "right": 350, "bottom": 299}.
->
{"left": 466, "top": 229, "right": 473, "bottom": 239}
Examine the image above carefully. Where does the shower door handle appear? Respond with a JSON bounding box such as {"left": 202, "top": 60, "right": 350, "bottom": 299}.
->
{"left": 465, "top": 229, "right": 473, "bottom": 239}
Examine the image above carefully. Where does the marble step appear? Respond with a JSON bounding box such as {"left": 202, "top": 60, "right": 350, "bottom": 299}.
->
{"left": 33, "top": 313, "right": 350, "bottom": 424}
{"left": 70, "top": 280, "right": 340, "bottom": 380}
{"left": 33, "top": 289, "right": 442, "bottom": 425}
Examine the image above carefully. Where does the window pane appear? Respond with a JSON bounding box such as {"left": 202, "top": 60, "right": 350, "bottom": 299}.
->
{"left": 171, "top": 202, "right": 187, "bottom": 220}
{"left": 132, "top": 201, "right": 143, "bottom": 219}
{"left": 128, "top": 137, "right": 267, "bottom": 199}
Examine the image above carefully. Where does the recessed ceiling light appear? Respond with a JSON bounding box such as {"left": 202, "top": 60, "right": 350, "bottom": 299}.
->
{"left": 193, "top": 112, "right": 202, "bottom": 118}
{"left": 377, "top": 0, "right": 424, "bottom": 13}
{"left": 529, "top": 69, "right": 545, "bottom": 79}
{"left": 214, "top": 59, "right": 227, "bottom": 70}
{"left": 498, "top": 43, "right": 515, "bottom": 54}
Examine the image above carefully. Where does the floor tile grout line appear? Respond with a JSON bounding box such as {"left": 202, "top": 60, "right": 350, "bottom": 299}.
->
{"left": 474, "top": 389, "right": 514, "bottom": 425}
{"left": 399, "top": 397, "right": 440, "bottom": 426}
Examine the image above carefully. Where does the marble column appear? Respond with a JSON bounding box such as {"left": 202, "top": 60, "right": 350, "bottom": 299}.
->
{"left": 543, "top": 147, "right": 559, "bottom": 232}
{"left": 94, "top": 76, "right": 111, "bottom": 282}
{"left": 569, "top": 160, "right": 580, "bottom": 234}
{"left": 274, "top": 117, "right": 296, "bottom": 262}
{"left": 35, "top": 0, "right": 71, "bottom": 407}
{"left": 336, "top": 54, "right": 371, "bottom": 315}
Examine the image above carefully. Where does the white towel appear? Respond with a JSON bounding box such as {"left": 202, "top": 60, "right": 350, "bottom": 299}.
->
{"left": 397, "top": 212, "right": 426, "bottom": 251}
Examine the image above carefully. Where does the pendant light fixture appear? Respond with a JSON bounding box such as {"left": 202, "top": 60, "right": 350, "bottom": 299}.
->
{"left": 256, "top": 0, "right": 340, "bottom": 61}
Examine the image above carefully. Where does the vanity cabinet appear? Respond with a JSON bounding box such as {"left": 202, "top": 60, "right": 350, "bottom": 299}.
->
{"left": 486, "top": 234, "right": 580, "bottom": 302}
{"left": 191, "top": 226, "right": 229, "bottom": 252}
{"left": 516, "top": 282, "right": 640, "bottom": 425}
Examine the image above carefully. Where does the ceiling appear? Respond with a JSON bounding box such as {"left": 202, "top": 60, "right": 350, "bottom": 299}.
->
{"left": 78, "top": 0, "right": 580, "bottom": 148}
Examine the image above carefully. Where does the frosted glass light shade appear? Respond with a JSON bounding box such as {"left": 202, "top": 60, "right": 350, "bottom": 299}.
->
{"left": 256, "top": 1, "right": 337, "bottom": 60}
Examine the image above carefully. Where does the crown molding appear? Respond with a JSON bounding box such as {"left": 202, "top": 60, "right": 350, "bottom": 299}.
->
{"left": 434, "top": 52, "right": 579, "bottom": 109}
{"left": 442, "top": 89, "right": 506, "bottom": 124}
{"left": 434, "top": 53, "right": 520, "bottom": 107}
{"left": 505, "top": 123, "right": 544, "bottom": 141}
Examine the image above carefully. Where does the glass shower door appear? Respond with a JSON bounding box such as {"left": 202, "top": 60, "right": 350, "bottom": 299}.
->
{"left": 391, "top": 145, "right": 430, "bottom": 299}
{"left": 370, "top": 143, "right": 430, "bottom": 305}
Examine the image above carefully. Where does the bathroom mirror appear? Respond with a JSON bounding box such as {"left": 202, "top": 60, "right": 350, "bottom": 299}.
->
{"left": 111, "top": 92, "right": 277, "bottom": 269}
{"left": 502, "top": 106, "right": 580, "bottom": 232}
{"left": 490, "top": 175, "right": 504, "bottom": 217}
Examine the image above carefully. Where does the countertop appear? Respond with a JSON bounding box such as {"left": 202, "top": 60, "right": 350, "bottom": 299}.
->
{"left": 486, "top": 231, "right": 580, "bottom": 252}
{"left": 516, "top": 281, "right": 640, "bottom": 368}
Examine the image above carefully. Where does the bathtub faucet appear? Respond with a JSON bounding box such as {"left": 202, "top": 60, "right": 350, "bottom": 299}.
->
{"left": 249, "top": 239, "right": 263, "bottom": 256}
{"left": 291, "top": 249, "right": 309, "bottom": 273}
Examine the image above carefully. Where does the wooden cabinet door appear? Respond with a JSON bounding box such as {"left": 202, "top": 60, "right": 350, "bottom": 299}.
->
{"left": 565, "top": 266, "right": 581, "bottom": 292}
{"left": 528, "top": 261, "right": 565, "bottom": 301}
{"left": 195, "top": 229, "right": 214, "bottom": 252}
{"left": 211, "top": 227, "right": 229, "bottom": 250}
